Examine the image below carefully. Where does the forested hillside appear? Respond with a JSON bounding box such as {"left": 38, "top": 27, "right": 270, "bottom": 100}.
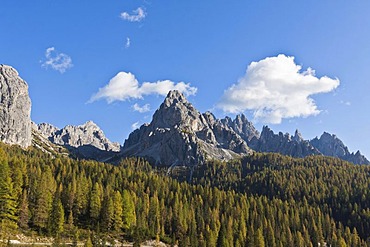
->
{"left": 1, "top": 143, "right": 370, "bottom": 246}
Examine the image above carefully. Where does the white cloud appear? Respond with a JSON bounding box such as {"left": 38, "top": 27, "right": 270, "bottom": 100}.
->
{"left": 218, "top": 54, "right": 340, "bottom": 124}
{"left": 132, "top": 103, "right": 150, "bottom": 113}
{"left": 125, "top": 37, "right": 131, "bottom": 48}
{"left": 89, "top": 71, "right": 197, "bottom": 103}
{"left": 41, "top": 47, "right": 73, "bottom": 73}
{"left": 120, "top": 7, "right": 146, "bottom": 22}
{"left": 340, "top": 100, "right": 351, "bottom": 106}
{"left": 131, "top": 121, "right": 141, "bottom": 130}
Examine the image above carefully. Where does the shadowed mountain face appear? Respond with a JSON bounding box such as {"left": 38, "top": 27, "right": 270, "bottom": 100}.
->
{"left": 122, "top": 90, "right": 253, "bottom": 167}
{"left": 249, "top": 126, "right": 321, "bottom": 158}
{"left": 310, "top": 132, "right": 369, "bottom": 165}
{"left": 122, "top": 90, "right": 369, "bottom": 166}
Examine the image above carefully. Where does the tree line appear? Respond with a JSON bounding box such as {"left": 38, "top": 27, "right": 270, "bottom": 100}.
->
{"left": 0, "top": 143, "right": 369, "bottom": 246}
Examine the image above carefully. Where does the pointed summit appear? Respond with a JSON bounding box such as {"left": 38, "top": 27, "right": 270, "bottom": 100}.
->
{"left": 152, "top": 90, "right": 203, "bottom": 130}
{"left": 293, "top": 129, "right": 304, "bottom": 143}
{"left": 163, "top": 90, "right": 188, "bottom": 107}
{"left": 310, "top": 132, "right": 369, "bottom": 164}
{"left": 122, "top": 91, "right": 252, "bottom": 167}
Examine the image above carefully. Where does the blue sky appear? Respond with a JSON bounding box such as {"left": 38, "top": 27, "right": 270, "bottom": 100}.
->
{"left": 1, "top": 1, "right": 370, "bottom": 158}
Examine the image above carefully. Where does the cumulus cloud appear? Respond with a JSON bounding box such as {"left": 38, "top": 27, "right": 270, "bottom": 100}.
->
{"left": 132, "top": 103, "right": 150, "bottom": 113}
{"left": 89, "top": 71, "right": 197, "bottom": 103}
{"left": 120, "top": 7, "right": 146, "bottom": 22}
{"left": 218, "top": 54, "right": 340, "bottom": 124}
{"left": 131, "top": 121, "right": 141, "bottom": 130}
{"left": 125, "top": 37, "right": 131, "bottom": 48}
{"left": 41, "top": 47, "right": 73, "bottom": 73}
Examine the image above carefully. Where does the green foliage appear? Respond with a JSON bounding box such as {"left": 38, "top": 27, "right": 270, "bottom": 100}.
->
{"left": 48, "top": 194, "right": 64, "bottom": 236}
{"left": 0, "top": 143, "right": 369, "bottom": 246}
{"left": 0, "top": 160, "right": 17, "bottom": 224}
{"left": 112, "top": 190, "right": 123, "bottom": 232}
{"left": 122, "top": 190, "right": 136, "bottom": 231}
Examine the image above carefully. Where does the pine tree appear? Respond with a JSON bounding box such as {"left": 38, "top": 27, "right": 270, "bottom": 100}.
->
{"left": 84, "top": 232, "right": 93, "bottom": 247}
{"left": 216, "top": 223, "right": 228, "bottom": 247}
{"left": 294, "top": 231, "right": 305, "bottom": 247}
{"left": 101, "top": 196, "right": 114, "bottom": 232}
{"left": 33, "top": 166, "right": 55, "bottom": 230}
{"left": 148, "top": 193, "right": 160, "bottom": 238}
{"left": 122, "top": 190, "right": 136, "bottom": 231}
{"left": 338, "top": 237, "right": 347, "bottom": 247}
{"left": 18, "top": 189, "right": 29, "bottom": 229}
{"left": 89, "top": 182, "right": 102, "bottom": 225}
{"left": 253, "top": 227, "right": 265, "bottom": 247}
{"left": 265, "top": 221, "right": 276, "bottom": 247}
{"left": 48, "top": 195, "right": 64, "bottom": 237}
{"left": 0, "top": 161, "right": 17, "bottom": 224}
{"left": 112, "top": 190, "right": 123, "bottom": 232}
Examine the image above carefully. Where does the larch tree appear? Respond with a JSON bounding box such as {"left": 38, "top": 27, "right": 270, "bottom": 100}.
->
{"left": 0, "top": 160, "right": 17, "bottom": 226}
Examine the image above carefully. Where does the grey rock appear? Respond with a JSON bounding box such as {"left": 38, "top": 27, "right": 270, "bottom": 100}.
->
{"left": 122, "top": 90, "right": 369, "bottom": 166}
{"left": 0, "top": 65, "right": 32, "bottom": 148}
{"left": 310, "top": 132, "right": 369, "bottom": 164}
{"left": 249, "top": 126, "right": 320, "bottom": 158}
{"left": 249, "top": 127, "right": 368, "bottom": 164}
{"left": 31, "top": 122, "right": 69, "bottom": 156}
{"left": 218, "top": 113, "right": 260, "bottom": 143}
{"left": 34, "top": 120, "right": 121, "bottom": 161}
{"left": 122, "top": 90, "right": 253, "bottom": 167}
{"left": 35, "top": 122, "right": 59, "bottom": 139}
{"left": 51, "top": 121, "right": 120, "bottom": 152}
{"left": 292, "top": 129, "right": 304, "bottom": 143}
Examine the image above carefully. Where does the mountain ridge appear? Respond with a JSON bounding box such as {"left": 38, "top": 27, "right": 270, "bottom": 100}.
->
{"left": 122, "top": 90, "right": 369, "bottom": 165}
{"left": 0, "top": 65, "right": 367, "bottom": 165}
{"left": 122, "top": 90, "right": 252, "bottom": 167}
{"left": 33, "top": 120, "right": 121, "bottom": 161}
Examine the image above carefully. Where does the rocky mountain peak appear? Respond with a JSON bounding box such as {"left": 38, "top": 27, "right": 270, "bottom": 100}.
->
{"left": 249, "top": 126, "right": 320, "bottom": 158}
{"left": 310, "top": 132, "right": 349, "bottom": 158}
{"left": 163, "top": 90, "right": 188, "bottom": 107}
{"left": 0, "top": 64, "right": 32, "bottom": 148}
{"left": 233, "top": 114, "right": 260, "bottom": 142}
{"left": 309, "top": 132, "right": 369, "bottom": 164}
{"left": 32, "top": 121, "right": 121, "bottom": 161}
{"left": 152, "top": 90, "right": 205, "bottom": 131}
{"left": 35, "top": 122, "right": 59, "bottom": 139}
{"left": 293, "top": 129, "right": 304, "bottom": 143}
{"left": 122, "top": 90, "right": 252, "bottom": 167}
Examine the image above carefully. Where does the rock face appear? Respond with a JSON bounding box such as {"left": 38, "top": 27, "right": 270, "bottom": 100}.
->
{"left": 122, "top": 90, "right": 253, "bottom": 167}
{"left": 250, "top": 127, "right": 369, "bottom": 164}
{"left": 0, "top": 65, "right": 32, "bottom": 148}
{"left": 310, "top": 132, "right": 369, "bottom": 165}
{"left": 249, "top": 126, "right": 320, "bottom": 158}
{"left": 218, "top": 114, "right": 260, "bottom": 144}
{"left": 34, "top": 121, "right": 121, "bottom": 161}
{"left": 122, "top": 90, "right": 369, "bottom": 166}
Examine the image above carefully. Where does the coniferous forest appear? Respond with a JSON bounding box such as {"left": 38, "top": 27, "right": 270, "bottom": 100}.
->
{"left": 1, "top": 142, "right": 370, "bottom": 246}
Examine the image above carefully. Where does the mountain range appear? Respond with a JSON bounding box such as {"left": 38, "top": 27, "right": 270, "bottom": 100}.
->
{"left": 122, "top": 90, "right": 369, "bottom": 166}
{"left": 1, "top": 64, "right": 368, "bottom": 165}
